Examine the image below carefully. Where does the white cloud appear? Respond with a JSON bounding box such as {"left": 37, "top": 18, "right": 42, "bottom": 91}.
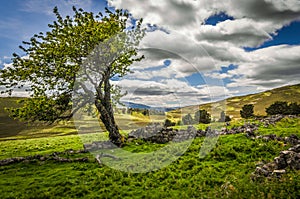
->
{"left": 3, "top": 0, "right": 300, "bottom": 105}
{"left": 223, "top": 45, "right": 300, "bottom": 90}
{"left": 113, "top": 77, "right": 227, "bottom": 107}
{"left": 196, "top": 18, "right": 278, "bottom": 48}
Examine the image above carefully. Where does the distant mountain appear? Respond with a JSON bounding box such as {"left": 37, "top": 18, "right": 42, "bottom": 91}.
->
{"left": 120, "top": 101, "right": 151, "bottom": 109}
{"left": 170, "top": 84, "right": 300, "bottom": 119}
{"left": 120, "top": 101, "right": 178, "bottom": 112}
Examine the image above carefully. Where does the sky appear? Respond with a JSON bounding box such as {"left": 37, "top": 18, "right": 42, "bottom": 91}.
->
{"left": 0, "top": 0, "right": 300, "bottom": 108}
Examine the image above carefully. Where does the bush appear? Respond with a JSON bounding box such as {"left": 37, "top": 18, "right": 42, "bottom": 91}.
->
{"left": 266, "top": 101, "right": 289, "bottom": 115}
{"left": 287, "top": 102, "right": 300, "bottom": 115}
{"left": 164, "top": 119, "right": 176, "bottom": 127}
{"left": 194, "top": 109, "right": 211, "bottom": 124}
{"left": 266, "top": 101, "right": 300, "bottom": 116}
{"left": 240, "top": 104, "right": 254, "bottom": 119}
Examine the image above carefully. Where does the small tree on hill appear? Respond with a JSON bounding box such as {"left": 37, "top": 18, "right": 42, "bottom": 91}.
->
{"left": 288, "top": 102, "right": 300, "bottom": 115}
{"left": 164, "top": 119, "right": 176, "bottom": 127}
{"left": 240, "top": 104, "right": 254, "bottom": 119}
{"left": 0, "top": 7, "right": 145, "bottom": 146}
{"left": 266, "top": 101, "right": 289, "bottom": 115}
{"left": 266, "top": 101, "right": 300, "bottom": 115}
{"left": 194, "top": 109, "right": 211, "bottom": 124}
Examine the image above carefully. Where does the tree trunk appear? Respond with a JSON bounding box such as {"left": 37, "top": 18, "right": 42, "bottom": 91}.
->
{"left": 95, "top": 73, "right": 123, "bottom": 147}
{"left": 95, "top": 99, "right": 123, "bottom": 146}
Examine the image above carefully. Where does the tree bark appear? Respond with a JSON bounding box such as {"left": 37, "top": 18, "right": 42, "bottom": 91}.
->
{"left": 95, "top": 72, "right": 123, "bottom": 147}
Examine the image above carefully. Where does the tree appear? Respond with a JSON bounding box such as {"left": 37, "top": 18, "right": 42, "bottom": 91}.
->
{"left": 164, "top": 119, "right": 175, "bottom": 127}
{"left": 182, "top": 114, "right": 194, "bottom": 125}
{"left": 194, "top": 109, "right": 211, "bottom": 124}
{"left": 240, "top": 104, "right": 254, "bottom": 119}
{"left": 265, "top": 101, "right": 289, "bottom": 115}
{"left": 288, "top": 102, "right": 300, "bottom": 115}
{"left": 266, "top": 101, "right": 300, "bottom": 115}
{"left": 0, "top": 7, "right": 145, "bottom": 146}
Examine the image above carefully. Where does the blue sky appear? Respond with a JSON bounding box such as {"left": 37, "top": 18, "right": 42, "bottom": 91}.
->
{"left": 0, "top": 0, "right": 108, "bottom": 67}
{"left": 1, "top": 0, "right": 300, "bottom": 107}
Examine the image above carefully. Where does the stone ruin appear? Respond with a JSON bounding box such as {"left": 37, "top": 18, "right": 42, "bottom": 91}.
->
{"left": 127, "top": 123, "right": 197, "bottom": 144}
{"left": 252, "top": 142, "right": 300, "bottom": 180}
{"left": 82, "top": 122, "right": 260, "bottom": 151}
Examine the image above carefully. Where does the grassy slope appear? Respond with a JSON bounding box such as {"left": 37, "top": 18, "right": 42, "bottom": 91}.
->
{"left": 0, "top": 97, "right": 164, "bottom": 140}
{"left": 0, "top": 118, "right": 300, "bottom": 198}
{"left": 169, "top": 84, "right": 300, "bottom": 120}
{"left": 1, "top": 84, "right": 299, "bottom": 138}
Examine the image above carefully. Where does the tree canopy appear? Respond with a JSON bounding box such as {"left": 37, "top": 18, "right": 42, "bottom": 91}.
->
{"left": 240, "top": 104, "right": 254, "bottom": 119}
{"left": 194, "top": 109, "right": 211, "bottom": 124}
{"left": 266, "top": 101, "right": 300, "bottom": 115}
{"left": 0, "top": 7, "right": 145, "bottom": 146}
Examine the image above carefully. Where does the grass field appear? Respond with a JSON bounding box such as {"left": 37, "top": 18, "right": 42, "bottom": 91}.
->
{"left": 1, "top": 85, "right": 300, "bottom": 198}
{"left": 0, "top": 118, "right": 300, "bottom": 198}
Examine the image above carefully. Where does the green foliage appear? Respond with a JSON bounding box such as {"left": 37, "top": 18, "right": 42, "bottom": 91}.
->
{"left": 258, "top": 117, "right": 300, "bottom": 137}
{"left": 265, "top": 101, "right": 289, "bottom": 115}
{"left": 240, "top": 104, "right": 254, "bottom": 119}
{"left": 266, "top": 101, "right": 300, "bottom": 116}
{"left": 194, "top": 109, "right": 211, "bottom": 124}
{"left": 164, "top": 119, "right": 176, "bottom": 127}
{"left": 0, "top": 7, "right": 145, "bottom": 124}
{"left": 288, "top": 102, "right": 300, "bottom": 115}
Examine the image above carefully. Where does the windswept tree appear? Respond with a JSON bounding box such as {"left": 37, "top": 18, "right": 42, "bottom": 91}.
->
{"left": 0, "top": 7, "right": 145, "bottom": 146}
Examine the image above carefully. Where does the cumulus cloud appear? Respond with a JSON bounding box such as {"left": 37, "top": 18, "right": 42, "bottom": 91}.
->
{"left": 196, "top": 19, "right": 276, "bottom": 48}
{"left": 113, "top": 78, "right": 227, "bottom": 107}
{"left": 3, "top": 0, "right": 300, "bottom": 106}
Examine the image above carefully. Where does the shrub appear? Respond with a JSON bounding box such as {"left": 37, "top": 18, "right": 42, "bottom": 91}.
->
{"left": 194, "top": 109, "right": 211, "bottom": 124}
{"left": 240, "top": 104, "right": 254, "bottom": 119}
{"left": 266, "top": 101, "right": 300, "bottom": 116}
{"left": 266, "top": 101, "right": 289, "bottom": 115}
{"left": 164, "top": 119, "right": 176, "bottom": 127}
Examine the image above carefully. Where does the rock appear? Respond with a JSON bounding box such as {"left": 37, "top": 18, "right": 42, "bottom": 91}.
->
{"left": 286, "top": 134, "right": 299, "bottom": 145}
{"left": 272, "top": 169, "right": 286, "bottom": 175}
{"left": 289, "top": 144, "right": 300, "bottom": 153}
{"left": 255, "top": 167, "right": 270, "bottom": 177}
{"left": 274, "top": 156, "right": 287, "bottom": 169}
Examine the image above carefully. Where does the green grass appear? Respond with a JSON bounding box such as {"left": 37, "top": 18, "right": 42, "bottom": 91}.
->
{"left": 0, "top": 97, "right": 167, "bottom": 141}
{"left": 1, "top": 118, "right": 300, "bottom": 198}
{"left": 258, "top": 118, "right": 300, "bottom": 137}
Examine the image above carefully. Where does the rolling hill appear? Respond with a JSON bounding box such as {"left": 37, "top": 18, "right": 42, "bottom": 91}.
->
{"left": 169, "top": 83, "right": 300, "bottom": 120}
{"left": 1, "top": 84, "right": 300, "bottom": 138}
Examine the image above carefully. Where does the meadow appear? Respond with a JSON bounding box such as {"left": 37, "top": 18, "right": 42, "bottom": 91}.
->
{"left": 1, "top": 85, "right": 300, "bottom": 198}
{"left": 0, "top": 117, "right": 300, "bottom": 198}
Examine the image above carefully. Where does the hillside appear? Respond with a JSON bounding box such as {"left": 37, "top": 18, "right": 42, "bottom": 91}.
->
{"left": 169, "top": 84, "right": 300, "bottom": 120}
{"left": 1, "top": 84, "right": 300, "bottom": 138}
{"left": 0, "top": 97, "right": 28, "bottom": 138}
